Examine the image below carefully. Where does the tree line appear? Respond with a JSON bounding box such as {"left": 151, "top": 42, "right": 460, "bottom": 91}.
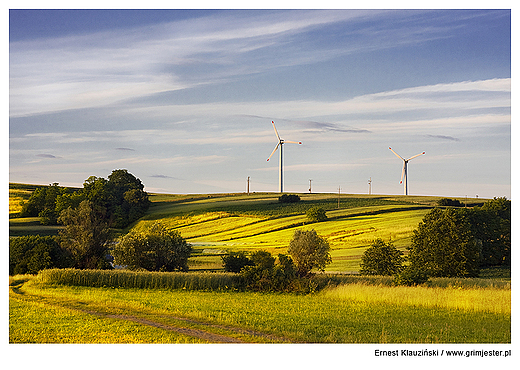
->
{"left": 11, "top": 170, "right": 153, "bottom": 273}
{"left": 19, "top": 169, "right": 150, "bottom": 228}
{"left": 360, "top": 197, "right": 511, "bottom": 284}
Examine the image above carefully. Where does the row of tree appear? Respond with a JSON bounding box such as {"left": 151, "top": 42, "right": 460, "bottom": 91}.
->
{"left": 19, "top": 169, "right": 150, "bottom": 229}
{"left": 360, "top": 197, "right": 511, "bottom": 282}
{"left": 11, "top": 170, "right": 151, "bottom": 272}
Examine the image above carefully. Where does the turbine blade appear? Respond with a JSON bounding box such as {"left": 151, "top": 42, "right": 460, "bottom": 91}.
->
{"left": 267, "top": 143, "right": 280, "bottom": 161}
{"left": 389, "top": 147, "right": 404, "bottom": 160}
{"left": 284, "top": 140, "right": 302, "bottom": 144}
{"left": 407, "top": 151, "right": 426, "bottom": 161}
{"left": 271, "top": 121, "right": 281, "bottom": 141}
{"left": 400, "top": 163, "right": 405, "bottom": 184}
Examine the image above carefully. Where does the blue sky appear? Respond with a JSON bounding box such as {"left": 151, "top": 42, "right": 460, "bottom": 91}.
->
{"left": 8, "top": 8, "right": 512, "bottom": 198}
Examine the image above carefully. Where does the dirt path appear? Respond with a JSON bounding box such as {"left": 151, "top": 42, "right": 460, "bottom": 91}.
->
{"left": 10, "top": 281, "right": 292, "bottom": 343}
{"left": 83, "top": 310, "right": 245, "bottom": 343}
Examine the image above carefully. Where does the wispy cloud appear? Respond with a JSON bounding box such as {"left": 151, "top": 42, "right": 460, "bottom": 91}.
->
{"left": 115, "top": 147, "right": 135, "bottom": 151}
{"left": 426, "top": 134, "right": 461, "bottom": 142}
{"left": 11, "top": 10, "right": 503, "bottom": 117}
{"left": 150, "top": 174, "right": 180, "bottom": 180}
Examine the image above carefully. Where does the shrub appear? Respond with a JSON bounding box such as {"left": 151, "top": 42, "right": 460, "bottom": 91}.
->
{"left": 221, "top": 251, "right": 254, "bottom": 273}
{"left": 394, "top": 265, "right": 430, "bottom": 286}
{"left": 437, "top": 198, "right": 463, "bottom": 207}
{"left": 112, "top": 222, "right": 192, "bottom": 272}
{"left": 306, "top": 206, "right": 327, "bottom": 222}
{"left": 359, "top": 238, "right": 404, "bottom": 276}
{"left": 240, "top": 252, "right": 297, "bottom": 292}
{"left": 9, "top": 235, "right": 73, "bottom": 275}
{"left": 278, "top": 194, "right": 301, "bottom": 203}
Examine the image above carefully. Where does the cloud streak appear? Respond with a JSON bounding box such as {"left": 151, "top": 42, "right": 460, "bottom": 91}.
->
{"left": 11, "top": 10, "right": 506, "bottom": 117}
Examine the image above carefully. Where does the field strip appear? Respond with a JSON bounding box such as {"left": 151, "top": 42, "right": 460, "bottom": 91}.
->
{"left": 10, "top": 282, "right": 293, "bottom": 343}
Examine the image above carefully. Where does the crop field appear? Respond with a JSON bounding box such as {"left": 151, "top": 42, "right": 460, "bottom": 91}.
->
{"left": 136, "top": 192, "right": 437, "bottom": 272}
{"left": 9, "top": 183, "right": 482, "bottom": 271}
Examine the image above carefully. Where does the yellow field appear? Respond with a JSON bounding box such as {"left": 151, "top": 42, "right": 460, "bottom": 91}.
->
{"left": 10, "top": 184, "right": 480, "bottom": 272}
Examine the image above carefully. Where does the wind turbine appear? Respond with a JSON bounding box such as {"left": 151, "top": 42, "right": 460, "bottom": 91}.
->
{"left": 389, "top": 147, "right": 425, "bottom": 195}
{"left": 267, "top": 121, "right": 302, "bottom": 193}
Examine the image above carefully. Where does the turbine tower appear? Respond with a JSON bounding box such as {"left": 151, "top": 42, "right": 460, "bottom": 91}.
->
{"left": 389, "top": 147, "right": 425, "bottom": 195}
{"left": 267, "top": 121, "right": 302, "bottom": 193}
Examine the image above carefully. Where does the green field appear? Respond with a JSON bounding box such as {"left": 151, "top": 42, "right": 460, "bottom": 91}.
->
{"left": 136, "top": 192, "right": 448, "bottom": 272}
{"left": 9, "top": 274, "right": 510, "bottom": 343}
{"left": 8, "top": 185, "right": 511, "bottom": 345}
{"left": 9, "top": 183, "right": 485, "bottom": 272}
{"left": 9, "top": 277, "right": 511, "bottom": 343}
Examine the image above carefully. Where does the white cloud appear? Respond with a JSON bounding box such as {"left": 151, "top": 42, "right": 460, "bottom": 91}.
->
{"left": 11, "top": 10, "right": 500, "bottom": 117}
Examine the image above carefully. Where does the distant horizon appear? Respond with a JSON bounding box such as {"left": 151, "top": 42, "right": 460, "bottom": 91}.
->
{"left": 9, "top": 180, "right": 499, "bottom": 200}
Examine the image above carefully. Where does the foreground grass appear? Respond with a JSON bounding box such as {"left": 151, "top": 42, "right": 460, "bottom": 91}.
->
{"left": 10, "top": 275, "right": 510, "bottom": 344}
{"left": 9, "top": 298, "right": 205, "bottom": 343}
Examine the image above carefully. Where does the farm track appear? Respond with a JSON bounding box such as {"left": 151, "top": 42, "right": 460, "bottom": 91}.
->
{"left": 9, "top": 281, "right": 294, "bottom": 344}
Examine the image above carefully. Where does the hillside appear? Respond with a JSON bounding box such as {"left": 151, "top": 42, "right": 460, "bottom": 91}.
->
{"left": 9, "top": 183, "right": 483, "bottom": 272}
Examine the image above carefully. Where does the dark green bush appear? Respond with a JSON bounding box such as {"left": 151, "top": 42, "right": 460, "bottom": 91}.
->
{"left": 112, "top": 222, "right": 191, "bottom": 272}
{"left": 360, "top": 238, "right": 403, "bottom": 276}
{"left": 393, "top": 265, "right": 430, "bottom": 286}
{"left": 278, "top": 194, "right": 301, "bottom": 203}
{"left": 240, "top": 252, "right": 297, "bottom": 292}
{"left": 221, "top": 251, "right": 254, "bottom": 273}
{"left": 306, "top": 206, "right": 328, "bottom": 222}
{"left": 437, "top": 198, "right": 463, "bottom": 207}
{"left": 9, "top": 235, "right": 73, "bottom": 275}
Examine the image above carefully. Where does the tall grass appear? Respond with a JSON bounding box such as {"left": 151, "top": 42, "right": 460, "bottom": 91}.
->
{"left": 321, "top": 282, "right": 511, "bottom": 314}
{"left": 38, "top": 268, "right": 242, "bottom": 291}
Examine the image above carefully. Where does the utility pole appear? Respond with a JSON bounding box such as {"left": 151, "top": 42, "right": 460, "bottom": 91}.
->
{"left": 247, "top": 176, "right": 250, "bottom": 195}
{"left": 368, "top": 177, "right": 372, "bottom": 195}
{"left": 338, "top": 186, "right": 341, "bottom": 209}
{"left": 309, "top": 179, "right": 312, "bottom": 193}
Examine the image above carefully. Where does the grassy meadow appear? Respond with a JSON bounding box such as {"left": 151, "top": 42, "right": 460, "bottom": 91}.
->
{"left": 9, "top": 183, "right": 510, "bottom": 345}
{"left": 9, "top": 273, "right": 510, "bottom": 343}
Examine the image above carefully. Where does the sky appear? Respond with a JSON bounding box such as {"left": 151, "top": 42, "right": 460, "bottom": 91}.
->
{"left": 8, "top": 7, "right": 512, "bottom": 199}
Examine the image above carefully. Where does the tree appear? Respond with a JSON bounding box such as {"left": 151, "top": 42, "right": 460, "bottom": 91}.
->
{"left": 287, "top": 229, "right": 331, "bottom": 276}
{"left": 359, "top": 238, "right": 403, "bottom": 276}
{"left": 108, "top": 169, "right": 150, "bottom": 228}
{"left": 112, "top": 222, "right": 192, "bottom": 272}
{"left": 81, "top": 170, "right": 150, "bottom": 228}
{"left": 221, "top": 251, "right": 254, "bottom": 273}
{"left": 20, "top": 183, "right": 79, "bottom": 225}
{"left": 408, "top": 208, "right": 480, "bottom": 278}
{"left": 58, "top": 200, "right": 113, "bottom": 269}
{"left": 9, "top": 235, "right": 73, "bottom": 275}
{"left": 306, "top": 206, "right": 327, "bottom": 222}
{"left": 476, "top": 197, "right": 511, "bottom": 266}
